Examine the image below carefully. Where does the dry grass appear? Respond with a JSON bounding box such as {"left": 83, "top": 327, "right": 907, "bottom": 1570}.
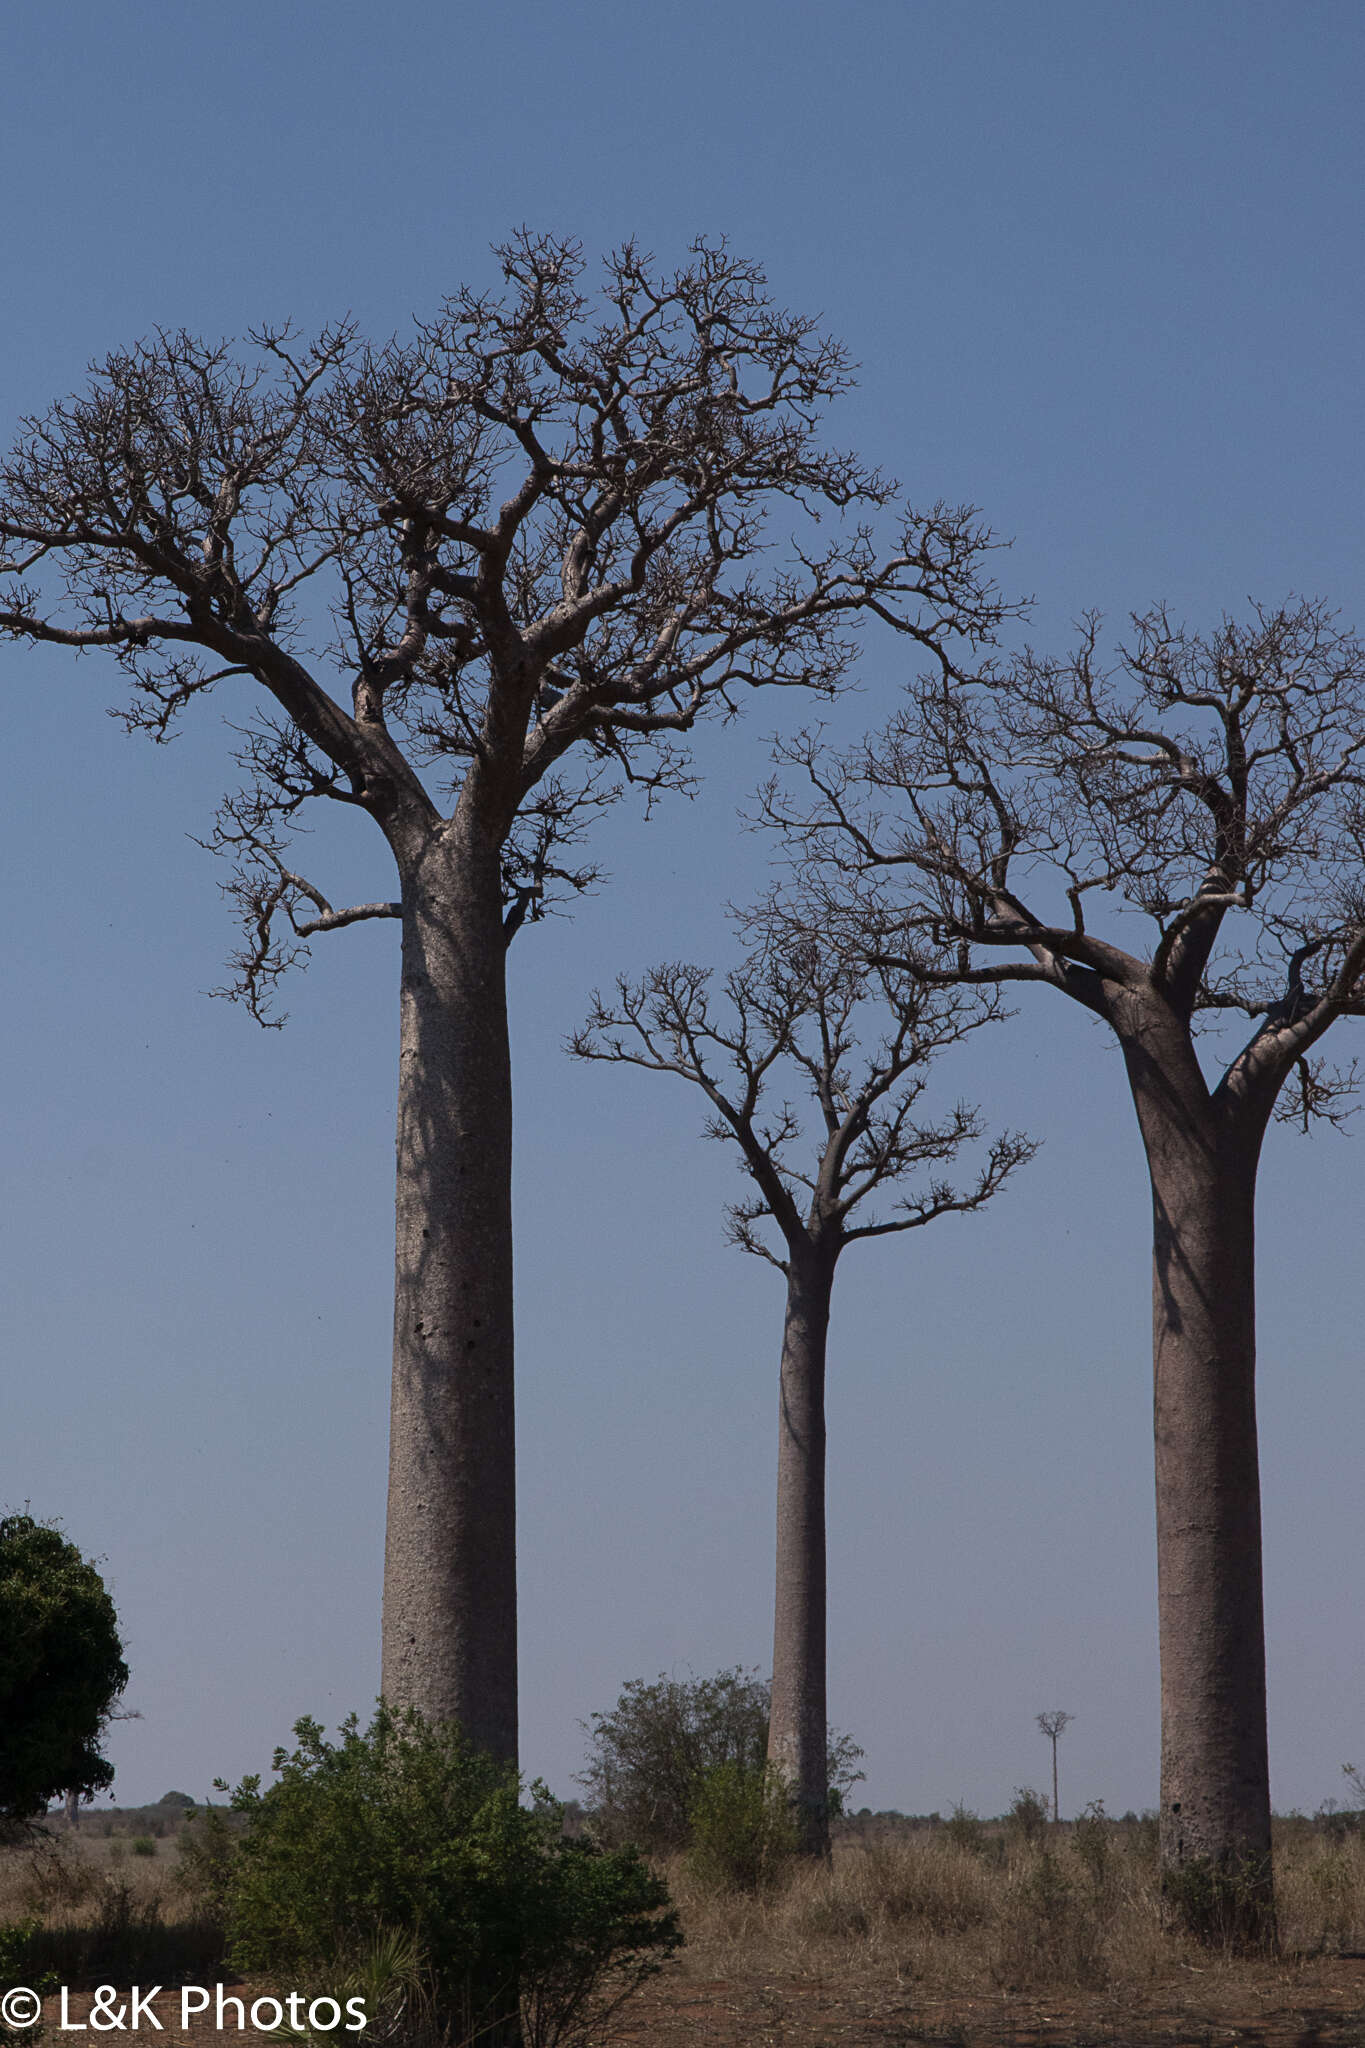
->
{"left": 6, "top": 1814, "right": 1365, "bottom": 2045}
{"left": 0, "top": 1825, "right": 225, "bottom": 1985}
{"left": 612, "top": 1818, "right": 1365, "bottom": 2045}
{"left": 659, "top": 1815, "right": 1365, "bottom": 1982}
{"left": 659, "top": 1825, "right": 1151, "bottom": 1994}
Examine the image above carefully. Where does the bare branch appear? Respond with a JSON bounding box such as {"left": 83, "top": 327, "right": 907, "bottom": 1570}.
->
{"left": 766, "top": 600, "right": 1365, "bottom": 1138}
{"left": 296, "top": 901, "right": 401, "bottom": 935}
{"left": 571, "top": 895, "right": 1030, "bottom": 1267}
{"left": 1, "top": 240, "right": 1023, "bottom": 1019}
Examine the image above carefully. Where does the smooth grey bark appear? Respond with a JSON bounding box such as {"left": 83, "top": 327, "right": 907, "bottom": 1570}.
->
{"left": 1119, "top": 1005, "right": 1273, "bottom": 1930}
{"left": 381, "top": 824, "right": 518, "bottom": 1761}
{"left": 767, "top": 1246, "right": 835, "bottom": 1857}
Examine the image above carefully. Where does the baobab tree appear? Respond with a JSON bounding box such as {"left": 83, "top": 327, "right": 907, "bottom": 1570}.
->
{"left": 0, "top": 237, "right": 1014, "bottom": 1766}
{"left": 767, "top": 599, "right": 1365, "bottom": 1937}
{"left": 572, "top": 916, "right": 1032, "bottom": 1853}
{"left": 1036, "top": 1709, "right": 1073, "bottom": 1824}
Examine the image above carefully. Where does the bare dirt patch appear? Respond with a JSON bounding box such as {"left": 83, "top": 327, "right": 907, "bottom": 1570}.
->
{"left": 614, "top": 1952, "right": 1365, "bottom": 2046}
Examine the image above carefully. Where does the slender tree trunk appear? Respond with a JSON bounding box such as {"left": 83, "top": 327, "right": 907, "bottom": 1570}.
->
{"left": 1123, "top": 1015, "right": 1273, "bottom": 1943}
{"left": 381, "top": 824, "right": 519, "bottom": 1768}
{"left": 767, "top": 1246, "right": 835, "bottom": 1857}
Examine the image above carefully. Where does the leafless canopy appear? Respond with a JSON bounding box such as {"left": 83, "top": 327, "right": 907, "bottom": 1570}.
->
{"left": 766, "top": 601, "right": 1365, "bottom": 1130}
{"left": 0, "top": 235, "right": 1015, "bottom": 1021}
{"left": 571, "top": 909, "right": 1034, "bottom": 1271}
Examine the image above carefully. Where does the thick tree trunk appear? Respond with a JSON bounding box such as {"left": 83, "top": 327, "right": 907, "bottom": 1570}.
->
{"left": 1123, "top": 1017, "right": 1273, "bottom": 1943}
{"left": 380, "top": 825, "right": 519, "bottom": 1767}
{"left": 767, "top": 1248, "right": 834, "bottom": 1857}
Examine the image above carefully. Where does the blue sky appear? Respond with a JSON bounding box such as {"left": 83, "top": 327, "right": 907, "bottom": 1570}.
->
{"left": 2, "top": 0, "right": 1363, "bottom": 1820}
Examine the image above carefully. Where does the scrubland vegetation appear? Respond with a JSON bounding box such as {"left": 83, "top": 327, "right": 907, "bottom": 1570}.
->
{"left": 665, "top": 1806, "right": 1365, "bottom": 1980}
{"left": 6, "top": 1791, "right": 1365, "bottom": 2045}
{"left": 7, "top": 1678, "right": 1365, "bottom": 2042}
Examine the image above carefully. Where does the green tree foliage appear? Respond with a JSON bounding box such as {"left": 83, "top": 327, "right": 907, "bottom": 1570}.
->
{"left": 579, "top": 1669, "right": 863, "bottom": 1853}
{"left": 685, "top": 1763, "right": 800, "bottom": 1894}
{"left": 222, "top": 1706, "right": 680, "bottom": 2046}
{"left": 0, "top": 1515, "right": 128, "bottom": 1824}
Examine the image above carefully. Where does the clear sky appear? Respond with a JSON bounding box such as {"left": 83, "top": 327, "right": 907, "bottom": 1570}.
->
{"left": 2, "top": 0, "right": 1363, "bottom": 1822}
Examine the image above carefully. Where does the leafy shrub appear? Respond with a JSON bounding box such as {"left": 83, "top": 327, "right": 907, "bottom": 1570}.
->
{"left": 270, "top": 1930, "right": 432, "bottom": 2048}
{"left": 130, "top": 1837, "right": 156, "bottom": 1858}
{"left": 579, "top": 1669, "right": 862, "bottom": 1851}
{"left": 1006, "top": 1787, "right": 1051, "bottom": 1846}
{"left": 1073, "top": 1800, "right": 1111, "bottom": 1892}
{"left": 0, "top": 1920, "right": 53, "bottom": 2048}
{"left": 942, "top": 1803, "right": 985, "bottom": 1855}
{"left": 685, "top": 1763, "right": 798, "bottom": 1894}
{"left": 222, "top": 1706, "right": 681, "bottom": 2045}
{"left": 1160, "top": 1852, "right": 1275, "bottom": 1949}
{"left": 173, "top": 1803, "right": 237, "bottom": 1925}
{"left": 0, "top": 1919, "right": 39, "bottom": 1979}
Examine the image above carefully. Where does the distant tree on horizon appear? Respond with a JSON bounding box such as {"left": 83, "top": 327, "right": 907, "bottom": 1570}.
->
{"left": 1036, "top": 1709, "right": 1073, "bottom": 1824}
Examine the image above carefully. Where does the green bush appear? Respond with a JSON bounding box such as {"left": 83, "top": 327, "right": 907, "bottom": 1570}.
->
{"left": 0, "top": 1919, "right": 39, "bottom": 1979}
{"left": 943, "top": 1802, "right": 985, "bottom": 1855}
{"left": 685, "top": 1762, "right": 799, "bottom": 1894}
{"left": 578, "top": 1668, "right": 862, "bottom": 1852}
{"left": 1073, "top": 1800, "right": 1111, "bottom": 1891}
{"left": 174, "top": 1803, "right": 237, "bottom": 1925}
{"left": 222, "top": 1706, "right": 681, "bottom": 2046}
{"left": 1160, "top": 1851, "right": 1275, "bottom": 1950}
{"left": 1006, "top": 1787, "right": 1051, "bottom": 1846}
{"left": 130, "top": 1837, "right": 156, "bottom": 1858}
{"left": 0, "top": 1921, "right": 53, "bottom": 2048}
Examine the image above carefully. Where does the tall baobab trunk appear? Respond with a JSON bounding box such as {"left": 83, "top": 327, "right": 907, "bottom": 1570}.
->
{"left": 1122, "top": 1010, "right": 1273, "bottom": 1941}
{"left": 381, "top": 824, "right": 518, "bottom": 1766}
{"left": 767, "top": 1245, "right": 835, "bottom": 1857}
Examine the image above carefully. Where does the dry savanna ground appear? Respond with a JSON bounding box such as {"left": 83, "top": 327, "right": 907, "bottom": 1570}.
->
{"left": 3, "top": 1811, "right": 1365, "bottom": 2047}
